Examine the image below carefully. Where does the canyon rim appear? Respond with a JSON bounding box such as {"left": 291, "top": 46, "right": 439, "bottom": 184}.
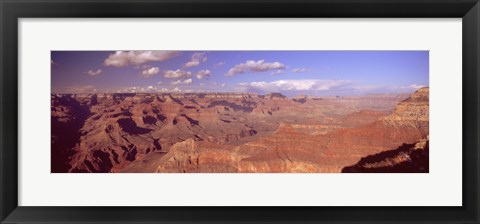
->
{"left": 51, "top": 51, "right": 429, "bottom": 173}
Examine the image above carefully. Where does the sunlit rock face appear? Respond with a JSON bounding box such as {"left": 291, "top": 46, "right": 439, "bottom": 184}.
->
{"left": 51, "top": 89, "right": 428, "bottom": 173}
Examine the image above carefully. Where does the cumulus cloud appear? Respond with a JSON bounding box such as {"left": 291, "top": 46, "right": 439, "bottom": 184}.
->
{"left": 172, "top": 87, "right": 183, "bottom": 92}
{"left": 104, "top": 51, "right": 179, "bottom": 67}
{"left": 196, "top": 70, "right": 211, "bottom": 79}
{"left": 291, "top": 68, "right": 308, "bottom": 73}
{"left": 86, "top": 69, "right": 102, "bottom": 76}
{"left": 122, "top": 86, "right": 138, "bottom": 92}
{"left": 238, "top": 79, "right": 353, "bottom": 93}
{"left": 157, "top": 81, "right": 162, "bottom": 85}
{"left": 226, "top": 60, "right": 286, "bottom": 76}
{"left": 140, "top": 67, "right": 160, "bottom": 78}
{"left": 184, "top": 52, "right": 207, "bottom": 68}
{"left": 170, "top": 78, "right": 193, "bottom": 85}
{"left": 121, "top": 86, "right": 143, "bottom": 93}
{"left": 163, "top": 69, "right": 192, "bottom": 79}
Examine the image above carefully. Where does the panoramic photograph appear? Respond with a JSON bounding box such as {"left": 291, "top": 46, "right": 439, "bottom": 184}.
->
{"left": 51, "top": 51, "right": 429, "bottom": 173}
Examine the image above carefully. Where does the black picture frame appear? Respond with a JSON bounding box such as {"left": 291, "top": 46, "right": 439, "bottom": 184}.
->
{"left": 1, "top": 0, "right": 479, "bottom": 223}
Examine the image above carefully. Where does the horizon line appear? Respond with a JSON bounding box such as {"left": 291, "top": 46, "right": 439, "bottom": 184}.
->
{"left": 51, "top": 89, "right": 427, "bottom": 98}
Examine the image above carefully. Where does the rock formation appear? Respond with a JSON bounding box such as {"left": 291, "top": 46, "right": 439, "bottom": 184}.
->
{"left": 342, "top": 138, "right": 429, "bottom": 173}
{"left": 51, "top": 88, "right": 428, "bottom": 173}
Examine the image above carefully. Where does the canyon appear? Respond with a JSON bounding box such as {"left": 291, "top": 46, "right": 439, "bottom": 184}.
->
{"left": 51, "top": 88, "right": 429, "bottom": 173}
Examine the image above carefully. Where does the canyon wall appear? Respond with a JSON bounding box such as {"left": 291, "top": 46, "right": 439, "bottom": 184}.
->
{"left": 51, "top": 88, "right": 428, "bottom": 173}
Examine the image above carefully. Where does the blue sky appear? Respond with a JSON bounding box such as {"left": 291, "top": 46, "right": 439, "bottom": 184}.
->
{"left": 51, "top": 51, "right": 428, "bottom": 97}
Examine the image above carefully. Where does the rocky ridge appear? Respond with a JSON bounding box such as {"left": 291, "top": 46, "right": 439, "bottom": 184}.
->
{"left": 51, "top": 89, "right": 427, "bottom": 173}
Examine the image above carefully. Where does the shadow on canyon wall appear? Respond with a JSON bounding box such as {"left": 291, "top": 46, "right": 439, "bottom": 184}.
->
{"left": 51, "top": 95, "right": 91, "bottom": 173}
{"left": 342, "top": 141, "right": 429, "bottom": 173}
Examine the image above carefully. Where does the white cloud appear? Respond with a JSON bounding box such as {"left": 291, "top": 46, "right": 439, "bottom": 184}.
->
{"left": 140, "top": 67, "right": 160, "bottom": 78}
{"left": 163, "top": 69, "right": 192, "bottom": 79}
{"left": 184, "top": 61, "right": 199, "bottom": 68}
{"left": 170, "top": 80, "right": 181, "bottom": 85}
{"left": 270, "top": 70, "right": 285, "bottom": 75}
{"left": 221, "top": 83, "right": 226, "bottom": 87}
{"left": 353, "top": 84, "right": 427, "bottom": 93}
{"left": 352, "top": 85, "right": 381, "bottom": 91}
{"left": 226, "top": 60, "right": 286, "bottom": 76}
{"left": 239, "top": 79, "right": 353, "bottom": 93}
{"left": 104, "top": 51, "right": 179, "bottom": 67}
{"left": 388, "top": 84, "right": 427, "bottom": 91}
{"left": 184, "top": 52, "right": 207, "bottom": 68}
{"left": 291, "top": 68, "right": 308, "bottom": 73}
{"left": 408, "top": 84, "right": 425, "bottom": 89}
{"left": 112, "top": 86, "right": 162, "bottom": 93}
{"left": 86, "top": 69, "right": 102, "bottom": 76}
{"left": 172, "top": 87, "right": 183, "bottom": 92}
{"left": 53, "top": 85, "right": 97, "bottom": 93}
{"left": 214, "top": 62, "right": 225, "bottom": 67}
{"left": 170, "top": 78, "right": 193, "bottom": 85}
{"left": 157, "top": 81, "right": 163, "bottom": 85}
{"left": 196, "top": 70, "right": 211, "bottom": 79}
